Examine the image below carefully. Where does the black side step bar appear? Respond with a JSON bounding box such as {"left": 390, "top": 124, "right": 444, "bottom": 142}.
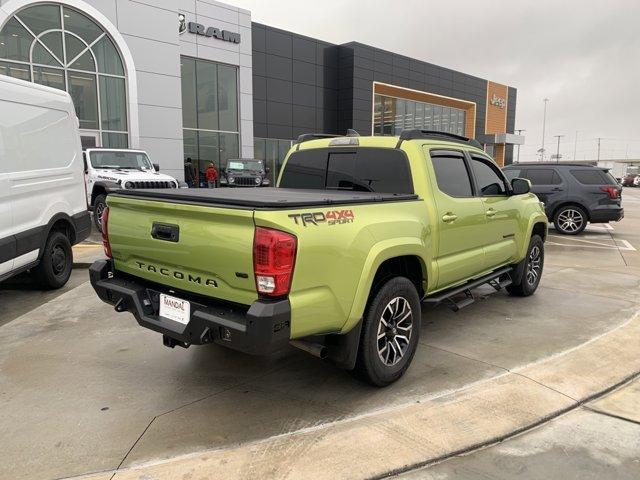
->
{"left": 423, "top": 267, "right": 513, "bottom": 312}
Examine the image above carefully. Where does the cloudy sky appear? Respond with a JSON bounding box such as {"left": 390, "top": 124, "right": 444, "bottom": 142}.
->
{"left": 234, "top": 0, "right": 640, "bottom": 162}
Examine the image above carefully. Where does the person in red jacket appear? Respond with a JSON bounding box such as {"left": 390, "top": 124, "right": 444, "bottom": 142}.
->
{"left": 205, "top": 162, "right": 218, "bottom": 188}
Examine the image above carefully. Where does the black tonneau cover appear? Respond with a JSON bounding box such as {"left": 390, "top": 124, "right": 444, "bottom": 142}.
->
{"left": 113, "top": 187, "right": 418, "bottom": 209}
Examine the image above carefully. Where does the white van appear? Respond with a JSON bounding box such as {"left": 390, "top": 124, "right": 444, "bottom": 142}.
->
{"left": 0, "top": 75, "right": 90, "bottom": 288}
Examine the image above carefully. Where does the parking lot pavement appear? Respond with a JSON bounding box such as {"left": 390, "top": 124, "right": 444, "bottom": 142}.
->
{"left": 0, "top": 189, "right": 639, "bottom": 480}
{"left": 398, "top": 377, "right": 640, "bottom": 480}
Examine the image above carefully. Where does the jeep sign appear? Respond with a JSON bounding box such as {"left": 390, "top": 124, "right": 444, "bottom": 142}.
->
{"left": 490, "top": 93, "right": 506, "bottom": 109}
{"left": 187, "top": 21, "right": 241, "bottom": 44}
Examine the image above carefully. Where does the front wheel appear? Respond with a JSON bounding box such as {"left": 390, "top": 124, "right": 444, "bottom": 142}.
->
{"left": 93, "top": 194, "right": 107, "bottom": 233}
{"left": 33, "top": 231, "right": 73, "bottom": 289}
{"left": 507, "top": 235, "right": 544, "bottom": 297}
{"left": 554, "top": 205, "right": 587, "bottom": 235}
{"left": 351, "top": 277, "right": 421, "bottom": 387}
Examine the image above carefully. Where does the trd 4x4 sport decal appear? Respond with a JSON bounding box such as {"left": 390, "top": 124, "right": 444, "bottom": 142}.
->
{"left": 288, "top": 209, "right": 355, "bottom": 227}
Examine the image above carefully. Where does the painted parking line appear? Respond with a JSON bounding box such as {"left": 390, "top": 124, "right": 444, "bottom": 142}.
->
{"left": 547, "top": 237, "right": 637, "bottom": 251}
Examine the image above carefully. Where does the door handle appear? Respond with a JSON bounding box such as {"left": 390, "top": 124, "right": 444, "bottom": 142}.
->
{"left": 551, "top": 187, "right": 564, "bottom": 192}
{"left": 442, "top": 212, "right": 458, "bottom": 223}
{"left": 486, "top": 208, "right": 497, "bottom": 218}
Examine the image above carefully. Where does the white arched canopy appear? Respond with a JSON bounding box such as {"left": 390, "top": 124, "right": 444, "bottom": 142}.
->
{"left": 0, "top": 0, "right": 139, "bottom": 148}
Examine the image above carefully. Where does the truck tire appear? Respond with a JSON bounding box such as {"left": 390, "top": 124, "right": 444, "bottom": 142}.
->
{"left": 93, "top": 194, "right": 107, "bottom": 233}
{"left": 33, "top": 231, "right": 73, "bottom": 289}
{"left": 507, "top": 235, "right": 544, "bottom": 297}
{"left": 351, "top": 277, "right": 421, "bottom": 387}
{"left": 553, "top": 205, "right": 587, "bottom": 235}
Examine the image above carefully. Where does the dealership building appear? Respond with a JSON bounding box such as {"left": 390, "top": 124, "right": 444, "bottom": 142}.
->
{"left": 0, "top": 0, "right": 522, "bottom": 185}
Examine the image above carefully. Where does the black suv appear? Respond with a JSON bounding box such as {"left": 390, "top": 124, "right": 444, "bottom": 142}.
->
{"left": 503, "top": 163, "right": 623, "bottom": 235}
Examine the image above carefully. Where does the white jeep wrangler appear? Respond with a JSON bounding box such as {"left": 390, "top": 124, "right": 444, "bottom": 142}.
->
{"left": 84, "top": 148, "right": 179, "bottom": 232}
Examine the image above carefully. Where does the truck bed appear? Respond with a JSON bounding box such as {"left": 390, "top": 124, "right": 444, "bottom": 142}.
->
{"left": 113, "top": 187, "right": 418, "bottom": 209}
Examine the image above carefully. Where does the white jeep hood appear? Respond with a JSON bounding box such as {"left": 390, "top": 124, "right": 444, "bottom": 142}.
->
{"left": 94, "top": 169, "right": 177, "bottom": 184}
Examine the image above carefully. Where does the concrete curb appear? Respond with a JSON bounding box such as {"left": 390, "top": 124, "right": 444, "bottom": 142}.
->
{"left": 70, "top": 310, "right": 640, "bottom": 480}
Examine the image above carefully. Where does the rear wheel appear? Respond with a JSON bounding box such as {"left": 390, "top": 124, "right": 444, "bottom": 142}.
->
{"left": 351, "top": 277, "right": 421, "bottom": 387}
{"left": 507, "top": 235, "right": 544, "bottom": 297}
{"left": 554, "top": 205, "right": 587, "bottom": 235}
{"left": 93, "top": 194, "right": 107, "bottom": 233}
{"left": 33, "top": 231, "right": 73, "bottom": 289}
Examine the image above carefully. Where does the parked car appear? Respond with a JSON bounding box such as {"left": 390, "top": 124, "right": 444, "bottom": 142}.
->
{"left": 220, "top": 158, "right": 270, "bottom": 187}
{"left": 621, "top": 174, "right": 637, "bottom": 187}
{"left": 0, "top": 75, "right": 90, "bottom": 288}
{"left": 84, "top": 148, "right": 179, "bottom": 232}
{"left": 635, "top": 175, "right": 640, "bottom": 187}
{"left": 503, "top": 163, "right": 623, "bottom": 235}
{"left": 90, "top": 130, "right": 547, "bottom": 386}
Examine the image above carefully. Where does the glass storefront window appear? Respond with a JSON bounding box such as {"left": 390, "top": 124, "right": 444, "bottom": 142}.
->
{"left": 99, "top": 76, "right": 127, "bottom": 131}
{"left": 415, "top": 103, "right": 424, "bottom": 129}
{"left": 254, "top": 137, "right": 293, "bottom": 184}
{"left": 67, "top": 71, "right": 98, "bottom": 130}
{"left": 196, "top": 59, "right": 218, "bottom": 131}
{"left": 0, "top": 61, "right": 30, "bottom": 80}
{"left": 217, "top": 64, "right": 238, "bottom": 132}
{"left": 0, "top": 4, "right": 129, "bottom": 148}
{"left": 101, "top": 132, "right": 128, "bottom": 149}
{"left": 394, "top": 99, "right": 405, "bottom": 135}
{"left": 33, "top": 66, "right": 65, "bottom": 90}
{"left": 373, "top": 95, "right": 383, "bottom": 135}
{"left": 372, "top": 94, "right": 467, "bottom": 137}
{"left": 180, "top": 56, "right": 240, "bottom": 187}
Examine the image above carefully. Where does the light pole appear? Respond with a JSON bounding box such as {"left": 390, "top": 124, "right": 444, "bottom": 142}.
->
{"left": 573, "top": 130, "right": 579, "bottom": 161}
{"left": 596, "top": 137, "right": 602, "bottom": 162}
{"left": 554, "top": 135, "right": 564, "bottom": 163}
{"left": 541, "top": 98, "right": 549, "bottom": 161}
{"left": 515, "top": 128, "right": 525, "bottom": 163}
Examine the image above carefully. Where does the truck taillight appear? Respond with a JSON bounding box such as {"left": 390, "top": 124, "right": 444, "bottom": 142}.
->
{"left": 253, "top": 227, "right": 297, "bottom": 297}
{"left": 101, "top": 207, "right": 112, "bottom": 259}
{"left": 600, "top": 186, "right": 619, "bottom": 199}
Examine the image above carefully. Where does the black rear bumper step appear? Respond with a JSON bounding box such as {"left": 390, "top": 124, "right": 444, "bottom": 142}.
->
{"left": 89, "top": 259, "right": 292, "bottom": 355}
{"left": 423, "top": 267, "right": 513, "bottom": 311}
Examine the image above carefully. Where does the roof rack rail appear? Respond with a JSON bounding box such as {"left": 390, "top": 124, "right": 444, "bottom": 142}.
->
{"left": 395, "top": 130, "right": 483, "bottom": 149}
{"left": 294, "top": 133, "right": 340, "bottom": 145}
{"left": 294, "top": 130, "right": 361, "bottom": 150}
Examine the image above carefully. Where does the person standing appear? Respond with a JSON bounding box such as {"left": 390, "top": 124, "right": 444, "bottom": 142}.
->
{"left": 205, "top": 162, "right": 218, "bottom": 188}
{"left": 184, "top": 158, "right": 196, "bottom": 187}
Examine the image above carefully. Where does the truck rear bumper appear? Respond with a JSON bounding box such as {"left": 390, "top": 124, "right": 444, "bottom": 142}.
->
{"left": 89, "top": 259, "right": 291, "bottom": 355}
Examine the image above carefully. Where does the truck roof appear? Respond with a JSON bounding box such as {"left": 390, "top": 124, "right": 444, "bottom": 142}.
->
{"left": 294, "top": 132, "right": 486, "bottom": 154}
{"left": 113, "top": 187, "right": 418, "bottom": 209}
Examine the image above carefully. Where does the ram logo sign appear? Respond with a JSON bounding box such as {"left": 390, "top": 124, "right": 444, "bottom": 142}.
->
{"left": 187, "top": 21, "right": 241, "bottom": 44}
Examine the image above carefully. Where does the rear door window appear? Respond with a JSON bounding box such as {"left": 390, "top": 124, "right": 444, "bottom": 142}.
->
{"left": 570, "top": 169, "right": 611, "bottom": 185}
{"left": 430, "top": 151, "right": 473, "bottom": 197}
{"left": 280, "top": 148, "right": 413, "bottom": 193}
{"left": 524, "top": 169, "right": 562, "bottom": 185}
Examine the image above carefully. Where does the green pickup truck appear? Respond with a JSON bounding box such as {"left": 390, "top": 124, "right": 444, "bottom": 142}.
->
{"left": 90, "top": 130, "right": 547, "bottom": 386}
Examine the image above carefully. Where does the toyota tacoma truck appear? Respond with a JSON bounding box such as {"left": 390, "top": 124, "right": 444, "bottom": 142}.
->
{"left": 90, "top": 130, "right": 547, "bottom": 386}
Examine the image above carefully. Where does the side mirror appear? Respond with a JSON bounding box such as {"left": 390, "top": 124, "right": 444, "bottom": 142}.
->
{"left": 153, "top": 163, "right": 160, "bottom": 172}
{"left": 511, "top": 178, "right": 531, "bottom": 195}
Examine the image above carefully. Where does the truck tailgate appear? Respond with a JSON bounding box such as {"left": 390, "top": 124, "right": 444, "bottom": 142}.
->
{"left": 106, "top": 194, "right": 257, "bottom": 306}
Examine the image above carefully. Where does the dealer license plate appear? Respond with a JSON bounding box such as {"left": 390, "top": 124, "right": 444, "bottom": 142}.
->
{"left": 159, "top": 293, "right": 190, "bottom": 325}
